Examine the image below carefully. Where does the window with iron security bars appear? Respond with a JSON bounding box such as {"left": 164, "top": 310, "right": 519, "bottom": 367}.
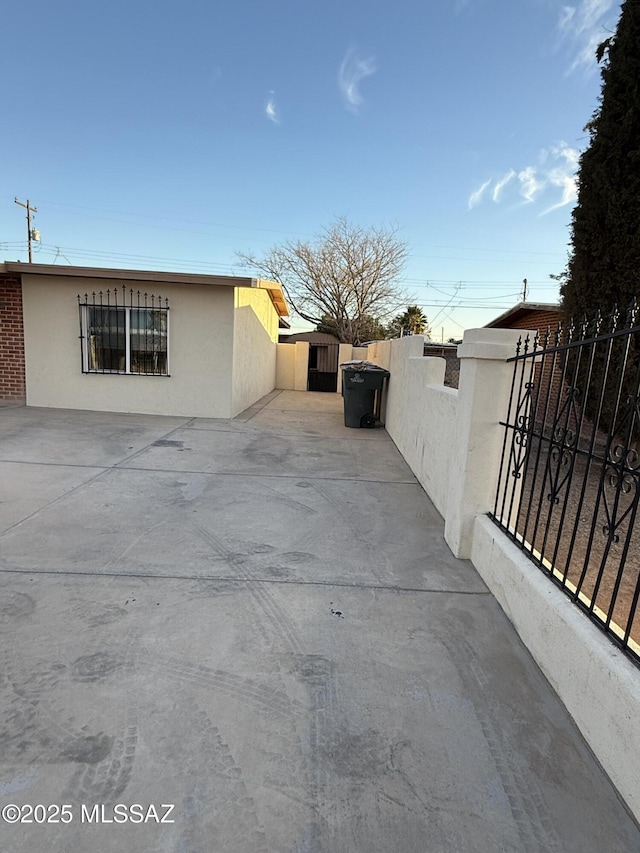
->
{"left": 78, "top": 288, "right": 170, "bottom": 376}
{"left": 491, "top": 300, "right": 640, "bottom": 665}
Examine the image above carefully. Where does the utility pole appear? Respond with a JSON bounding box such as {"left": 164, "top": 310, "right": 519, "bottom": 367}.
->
{"left": 14, "top": 197, "right": 39, "bottom": 262}
{"left": 522, "top": 278, "right": 528, "bottom": 302}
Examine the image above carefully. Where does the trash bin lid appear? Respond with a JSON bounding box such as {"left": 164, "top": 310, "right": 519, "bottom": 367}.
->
{"left": 340, "top": 360, "right": 389, "bottom": 373}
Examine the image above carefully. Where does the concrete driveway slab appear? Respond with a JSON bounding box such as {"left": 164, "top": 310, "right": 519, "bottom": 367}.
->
{"left": 0, "top": 407, "right": 190, "bottom": 468}
{"left": 0, "top": 461, "right": 105, "bottom": 533}
{"left": 1, "top": 570, "right": 638, "bottom": 853}
{"left": 118, "top": 429, "right": 415, "bottom": 482}
{"left": 260, "top": 390, "right": 345, "bottom": 412}
{"left": 248, "top": 410, "right": 390, "bottom": 439}
{"left": 0, "top": 469, "right": 482, "bottom": 593}
{"left": 1, "top": 392, "right": 639, "bottom": 852}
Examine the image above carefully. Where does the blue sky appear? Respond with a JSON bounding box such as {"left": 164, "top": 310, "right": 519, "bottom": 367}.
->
{"left": 1, "top": 0, "right": 622, "bottom": 339}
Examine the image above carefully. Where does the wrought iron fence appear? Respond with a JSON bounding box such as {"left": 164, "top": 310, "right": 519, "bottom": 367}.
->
{"left": 490, "top": 301, "right": 640, "bottom": 665}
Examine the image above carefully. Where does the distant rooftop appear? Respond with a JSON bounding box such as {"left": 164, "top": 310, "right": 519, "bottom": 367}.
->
{"left": 485, "top": 301, "right": 560, "bottom": 329}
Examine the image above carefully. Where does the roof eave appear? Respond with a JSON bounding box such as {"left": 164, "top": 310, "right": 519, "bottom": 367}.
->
{"left": 1, "top": 261, "right": 256, "bottom": 289}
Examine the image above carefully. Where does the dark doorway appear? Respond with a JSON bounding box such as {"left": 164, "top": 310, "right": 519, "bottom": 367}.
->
{"left": 308, "top": 343, "right": 339, "bottom": 392}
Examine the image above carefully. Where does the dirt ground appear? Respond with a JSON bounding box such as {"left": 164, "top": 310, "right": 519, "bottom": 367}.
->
{"left": 506, "top": 432, "right": 640, "bottom": 651}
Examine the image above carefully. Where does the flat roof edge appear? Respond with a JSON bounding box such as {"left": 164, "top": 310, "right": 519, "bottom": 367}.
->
{"left": 1, "top": 261, "right": 255, "bottom": 288}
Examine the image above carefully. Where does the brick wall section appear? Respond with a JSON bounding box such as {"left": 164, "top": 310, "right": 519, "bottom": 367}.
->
{"left": 0, "top": 277, "right": 26, "bottom": 400}
{"left": 493, "top": 310, "right": 568, "bottom": 429}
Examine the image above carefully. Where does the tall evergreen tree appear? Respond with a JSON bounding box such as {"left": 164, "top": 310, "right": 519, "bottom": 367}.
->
{"left": 561, "top": 0, "right": 640, "bottom": 321}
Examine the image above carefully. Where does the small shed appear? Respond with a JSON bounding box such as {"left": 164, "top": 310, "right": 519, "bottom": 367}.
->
{"left": 279, "top": 331, "right": 341, "bottom": 392}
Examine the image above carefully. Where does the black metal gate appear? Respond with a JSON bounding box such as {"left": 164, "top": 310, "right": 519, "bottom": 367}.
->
{"left": 308, "top": 343, "right": 339, "bottom": 392}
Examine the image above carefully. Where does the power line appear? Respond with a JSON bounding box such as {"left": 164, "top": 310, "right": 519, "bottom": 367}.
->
{"left": 31, "top": 243, "right": 559, "bottom": 289}
{"left": 399, "top": 277, "right": 558, "bottom": 287}
{"left": 28, "top": 197, "right": 569, "bottom": 261}
{"left": 35, "top": 242, "right": 245, "bottom": 275}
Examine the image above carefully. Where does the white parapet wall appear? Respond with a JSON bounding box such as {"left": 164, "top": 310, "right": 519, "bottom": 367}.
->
{"left": 472, "top": 515, "right": 640, "bottom": 822}
{"left": 382, "top": 340, "right": 455, "bottom": 518}
{"left": 378, "top": 330, "right": 523, "bottom": 545}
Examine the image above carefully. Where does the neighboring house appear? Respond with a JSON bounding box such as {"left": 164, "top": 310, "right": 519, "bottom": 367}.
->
{"left": 485, "top": 301, "right": 563, "bottom": 424}
{"left": 485, "top": 301, "right": 561, "bottom": 339}
{"left": 0, "top": 262, "right": 288, "bottom": 418}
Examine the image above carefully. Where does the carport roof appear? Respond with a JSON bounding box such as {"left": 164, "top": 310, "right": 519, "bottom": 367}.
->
{"left": 0, "top": 261, "right": 289, "bottom": 317}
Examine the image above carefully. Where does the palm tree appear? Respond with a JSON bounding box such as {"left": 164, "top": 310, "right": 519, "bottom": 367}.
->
{"left": 387, "top": 305, "right": 430, "bottom": 338}
{"left": 403, "top": 305, "right": 429, "bottom": 335}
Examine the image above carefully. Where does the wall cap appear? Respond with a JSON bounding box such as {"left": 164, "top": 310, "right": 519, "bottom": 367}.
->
{"left": 457, "top": 327, "right": 535, "bottom": 361}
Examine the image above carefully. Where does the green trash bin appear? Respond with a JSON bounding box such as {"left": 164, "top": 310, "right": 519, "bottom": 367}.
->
{"left": 341, "top": 365, "right": 389, "bottom": 428}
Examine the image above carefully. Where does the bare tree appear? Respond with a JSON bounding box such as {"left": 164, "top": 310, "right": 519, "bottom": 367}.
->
{"left": 236, "top": 217, "right": 408, "bottom": 344}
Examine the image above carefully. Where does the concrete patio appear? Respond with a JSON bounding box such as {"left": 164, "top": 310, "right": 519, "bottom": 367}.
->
{"left": 0, "top": 391, "right": 638, "bottom": 852}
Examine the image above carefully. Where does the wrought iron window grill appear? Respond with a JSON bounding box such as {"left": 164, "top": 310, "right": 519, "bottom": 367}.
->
{"left": 78, "top": 288, "right": 170, "bottom": 376}
{"left": 490, "top": 300, "right": 640, "bottom": 665}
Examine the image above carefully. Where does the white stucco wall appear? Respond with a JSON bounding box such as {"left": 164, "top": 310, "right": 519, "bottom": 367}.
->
{"left": 294, "top": 342, "right": 309, "bottom": 391}
{"left": 276, "top": 344, "right": 295, "bottom": 389}
{"left": 472, "top": 515, "right": 640, "bottom": 822}
{"left": 22, "top": 274, "right": 235, "bottom": 418}
{"left": 275, "top": 342, "right": 309, "bottom": 390}
{"left": 444, "top": 328, "right": 526, "bottom": 558}
{"left": 379, "top": 336, "right": 456, "bottom": 517}
{"left": 378, "top": 330, "right": 527, "bottom": 557}
{"left": 231, "top": 288, "right": 278, "bottom": 416}
{"left": 406, "top": 365, "right": 456, "bottom": 518}
{"left": 367, "top": 340, "right": 391, "bottom": 371}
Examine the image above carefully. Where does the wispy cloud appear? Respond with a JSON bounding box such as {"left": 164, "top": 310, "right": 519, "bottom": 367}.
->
{"left": 265, "top": 92, "right": 279, "bottom": 125}
{"left": 557, "top": 0, "right": 618, "bottom": 73}
{"left": 338, "top": 46, "right": 376, "bottom": 112}
{"left": 518, "top": 166, "right": 544, "bottom": 203}
{"left": 468, "top": 142, "right": 580, "bottom": 214}
{"left": 468, "top": 179, "right": 492, "bottom": 210}
{"left": 543, "top": 173, "right": 578, "bottom": 214}
{"left": 492, "top": 169, "right": 515, "bottom": 202}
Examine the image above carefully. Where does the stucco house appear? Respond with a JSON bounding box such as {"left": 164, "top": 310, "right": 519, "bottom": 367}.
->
{"left": 0, "top": 262, "right": 288, "bottom": 418}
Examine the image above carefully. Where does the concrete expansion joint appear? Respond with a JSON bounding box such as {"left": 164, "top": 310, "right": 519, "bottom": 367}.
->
{"left": 108, "top": 467, "right": 420, "bottom": 485}
{"left": 0, "top": 565, "right": 492, "bottom": 595}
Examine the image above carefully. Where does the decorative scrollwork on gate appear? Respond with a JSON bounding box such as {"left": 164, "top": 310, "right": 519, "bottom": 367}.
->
{"left": 509, "top": 382, "right": 534, "bottom": 479}
{"left": 601, "top": 446, "right": 640, "bottom": 543}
